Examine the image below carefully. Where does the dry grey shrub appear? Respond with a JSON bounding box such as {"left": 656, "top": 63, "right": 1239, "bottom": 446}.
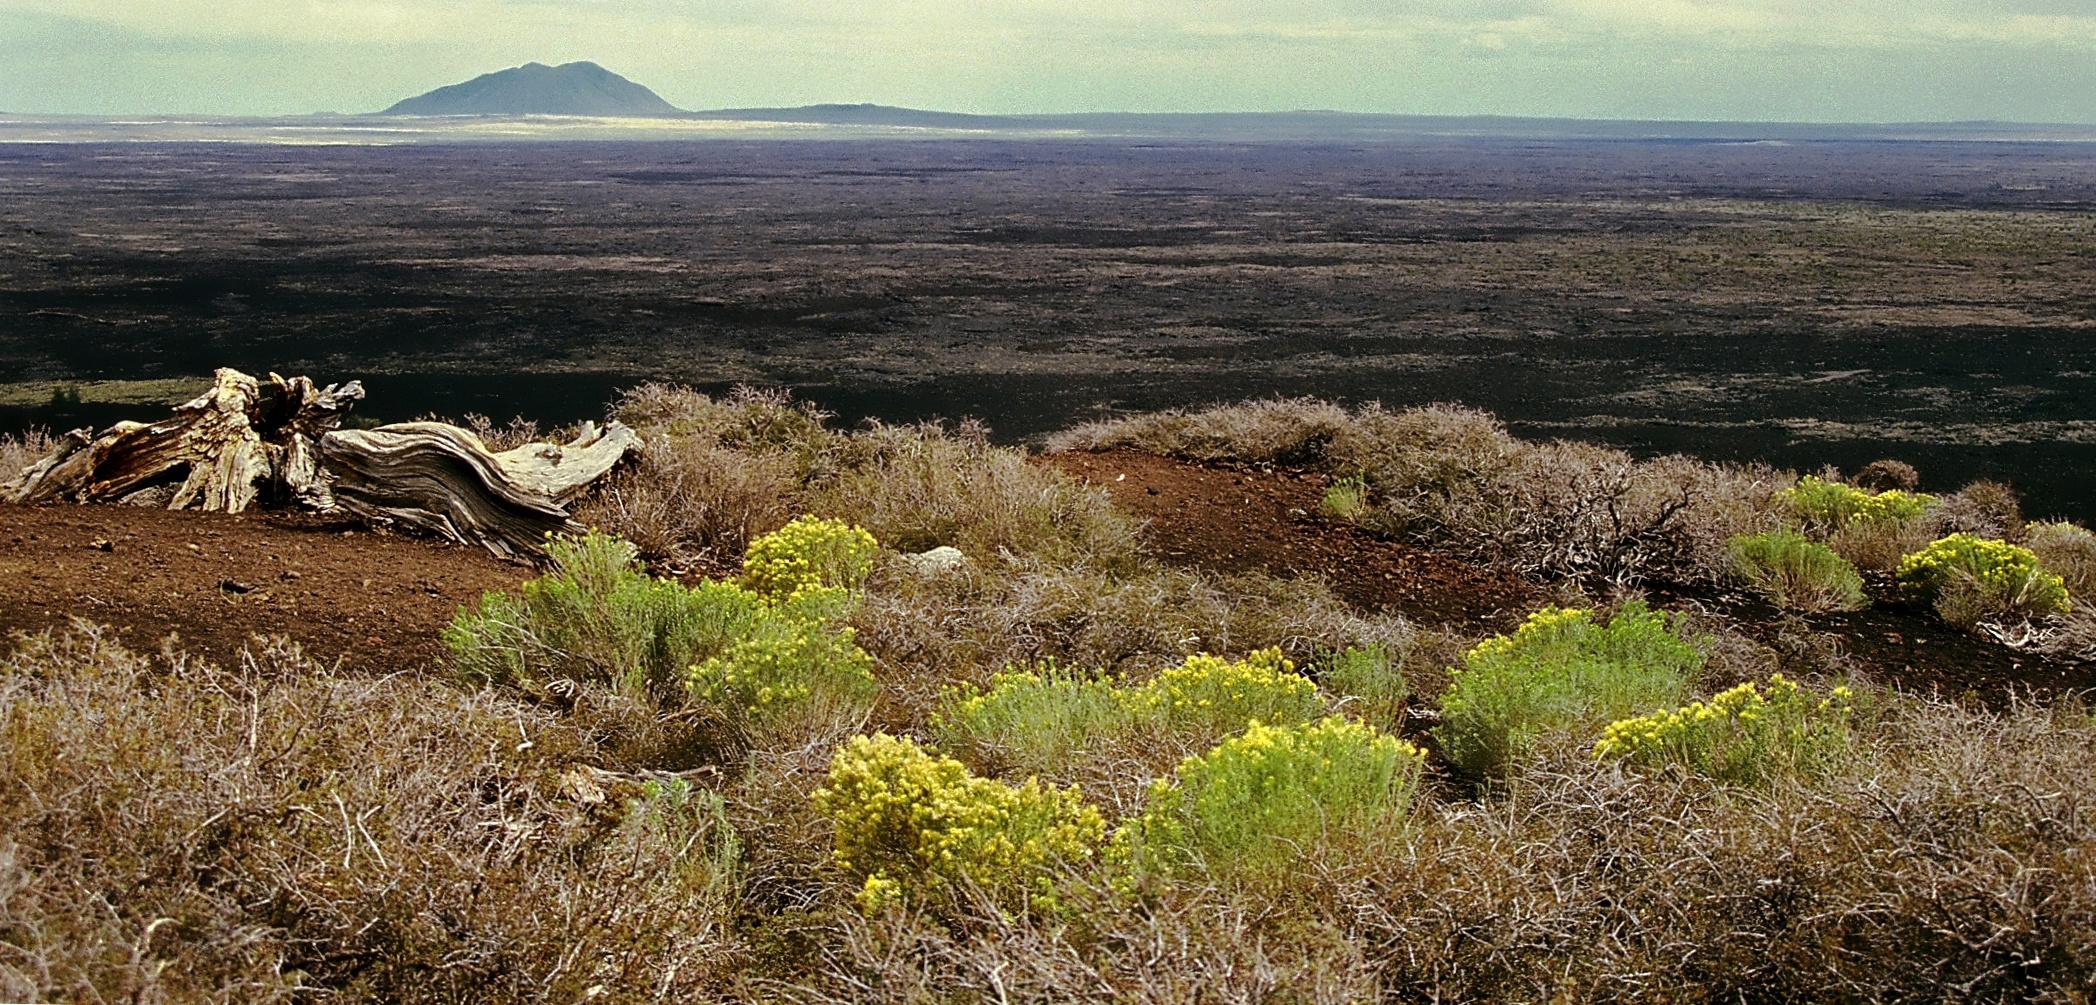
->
{"left": 1057, "top": 398, "right": 1785, "bottom": 585}
{"left": 1341, "top": 408, "right": 1787, "bottom": 584}
{"left": 579, "top": 384, "right": 1138, "bottom": 576}
{"left": 0, "top": 624, "right": 742, "bottom": 1003}
{"left": 574, "top": 385, "right": 830, "bottom": 567}
{"left": 799, "top": 694, "right": 2096, "bottom": 1004}
{"left": 797, "top": 883, "right": 1376, "bottom": 1004}
{"left": 1935, "top": 479, "right": 2027, "bottom": 542}
{"left": 461, "top": 412, "right": 544, "bottom": 451}
{"left": 1852, "top": 458, "right": 1922, "bottom": 492}
{"left": 810, "top": 420, "right": 1140, "bottom": 571}
{"left": 579, "top": 438, "right": 800, "bottom": 569}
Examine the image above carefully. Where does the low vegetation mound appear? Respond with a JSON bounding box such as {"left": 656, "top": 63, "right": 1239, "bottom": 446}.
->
{"left": 12, "top": 388, "right": 2096, "bottom": 1000}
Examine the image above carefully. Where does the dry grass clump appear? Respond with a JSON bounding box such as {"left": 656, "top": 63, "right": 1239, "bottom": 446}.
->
{"left": 0, "top": 427, "right": 54, "bottom": 482}
{"left": 799, "top": 693, "right": 2096, "bottom": 1003}
{"left": 1827, "top": 514, "right": 1941, "bottom": 572}
{"left": 811, "top": 421, "right": 1139, "bottom": 571}
{"left": 0, "top": 625, "right": 741, "bottom": 1003}
{"left": 851, "top": 559, "right": 1433, "bottom": 719}
{"left": 1045, "top": 396, "right": 1355, "bottom": 466}
{"left": 2028, "top": 520, "right": 2096, "bottom": 598}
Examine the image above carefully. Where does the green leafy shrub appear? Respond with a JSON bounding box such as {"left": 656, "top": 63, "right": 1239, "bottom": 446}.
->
{"left": 1779, "top": 475, "right": 1936, "bottom": 533}
{"left": 2027, "top": 521, "right": 2096, "bottom": 598}
{"left": 1433, "top": 603, "right": 1700, "bottom": 780}
{"left": 444, "top": 531, "right": 765, "bottom": 702}
{"left": 446, "top": 527, "right": 878, "bottom": 748}
{"left": 1111, "top": 717, "right": 1425, "bottom": 883}
{"left": 741, "top": 514, "right": 877, "bottom": 603}
{"left": 932, "top": 663, "right": 1131, "bottom": 779}
{"left": 1896, "top": 533, "right": 2071, "bottom": 629}
{"left": 811, "top": 733, "right": 1104, "bottom": 912}
{"left": 933, "top": 649, "right": 1322, "bottom": 786}
{"left": 1319, "top": 643, "right": 1410, "bottom": 732}
{"left": 1593, "top": 674, "right": 1855, "bottom": 784}
{"left": 1320, "top": 473, "right": 1368, "bottom": 519}
{"left": 1726, "top": 530, "right": 1867, "bottom": 612}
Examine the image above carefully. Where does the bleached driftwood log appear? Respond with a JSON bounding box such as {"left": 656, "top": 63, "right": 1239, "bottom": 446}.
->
{"left": 1, "top": 366, "right": 641, "bottom": 561}
{"left": 0, "top": 369, "right": 362, "bottom": 511}
{"left": 315, "top": 421, "right": 641, "bottom": 561}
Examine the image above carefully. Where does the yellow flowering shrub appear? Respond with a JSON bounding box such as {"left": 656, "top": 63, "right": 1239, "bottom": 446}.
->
{"left": 1895, "top": 534, "right": 2070, "bottom": 628}
{"left": 812, "top": 733, "right": 1105, "bottom": 912}
{"left": 684, "top": 614, "right": 875, "bottom": 719}
{"left": 1127, "top": 648, "right": 1323, "bottom": 735}
{"left": 933, "top": 649, "right": 1322, "bottom": 778}
{"left": 1779, "top": 475, "right": 1936, "bottom": 535}
{"left": 1593, "top": 674, "right": 1854, "bottom": 784}
{"left": 1111, "top": 717, "right": 1425, "bottom": 883}
{"left": 1434, "top": 602, "right": 1699, "bottom": 780}
{"left": 741, "top": 515, "right": 878, "bottom": 604}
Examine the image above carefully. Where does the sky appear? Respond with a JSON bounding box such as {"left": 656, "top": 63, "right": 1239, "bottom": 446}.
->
{"left": 2, "top": 0, "right": 2093, "bottom": 121}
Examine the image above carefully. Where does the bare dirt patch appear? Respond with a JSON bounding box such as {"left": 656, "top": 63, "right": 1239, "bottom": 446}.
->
{"left": 0, "top": 503, "right": 525, "bottom": 673}
{"left": 1046, "top": 450, "right": 1542, "bottom": 627}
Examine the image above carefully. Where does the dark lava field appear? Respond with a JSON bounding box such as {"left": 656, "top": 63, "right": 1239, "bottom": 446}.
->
{"left": 1, "top": 138, "right": 2093, "bottom": 517}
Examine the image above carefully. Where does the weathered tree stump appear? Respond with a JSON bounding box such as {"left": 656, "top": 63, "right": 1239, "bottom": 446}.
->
{"left": 0, "top": 369, "right": 339, "bottom": 510}
{"left": 1, "top": 367, "right": 641, "bottom": 561}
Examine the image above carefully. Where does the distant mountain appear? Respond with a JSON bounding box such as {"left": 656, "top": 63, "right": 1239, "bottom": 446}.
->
{"left": 383, "top": 62, "right": 682, "bottom": 117}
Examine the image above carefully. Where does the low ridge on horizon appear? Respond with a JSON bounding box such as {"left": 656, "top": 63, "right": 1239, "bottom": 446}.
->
{"left": 371, "top": 63, "right": 2088, "bottom": 141}
{"left": 383, "top": 61, "right": 682, "bottom": 117}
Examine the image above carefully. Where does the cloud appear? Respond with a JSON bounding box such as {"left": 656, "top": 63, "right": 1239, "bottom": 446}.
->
{"left": 1, "top": 0, "right": 2093, "bottom": 118}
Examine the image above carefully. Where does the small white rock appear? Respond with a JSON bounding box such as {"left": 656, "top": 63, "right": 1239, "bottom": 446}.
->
{"left": 903, "top": 545, "right": 967, "bottom": 574}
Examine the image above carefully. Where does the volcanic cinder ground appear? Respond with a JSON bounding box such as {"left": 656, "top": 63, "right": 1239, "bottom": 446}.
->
{"left": 1, "top": 137, "right": 2093, "bottom": 517}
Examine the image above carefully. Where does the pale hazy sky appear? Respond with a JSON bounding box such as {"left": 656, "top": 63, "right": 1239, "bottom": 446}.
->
{"left": 2, "top": 0, "right": 2093, "bottom": 121}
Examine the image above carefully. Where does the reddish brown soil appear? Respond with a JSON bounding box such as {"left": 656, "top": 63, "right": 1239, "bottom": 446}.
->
{"left": 1047, "top": 450, "right": 1542, "bottom": 627}
{"left": 4, "top": 452, "right": 2087, "bottom": 696}
{"left": 0, "top": 503, "right": 527, "bottom": 673}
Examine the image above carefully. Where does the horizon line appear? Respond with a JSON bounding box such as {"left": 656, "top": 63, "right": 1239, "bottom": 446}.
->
{"left": 3, "top": 106, "right": 2094, "bottom": 130}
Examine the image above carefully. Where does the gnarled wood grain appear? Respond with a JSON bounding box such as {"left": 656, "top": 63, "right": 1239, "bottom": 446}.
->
{"left": 316, "top": 421, "right": 641, "bottom": 561}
